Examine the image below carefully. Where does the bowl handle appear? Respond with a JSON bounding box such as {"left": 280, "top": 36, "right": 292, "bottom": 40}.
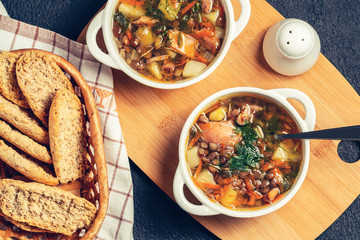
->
{"left": 271, "top": 88, "right": 316, "bottom": 131}
{"left": 86, "top": 10, "right": 120, "bottom": 69}
{"left": 173, "top": 167, "right": 219, "bottom": 216}
{"left": 231, "top": 0, "right": 251, "bottom": 41}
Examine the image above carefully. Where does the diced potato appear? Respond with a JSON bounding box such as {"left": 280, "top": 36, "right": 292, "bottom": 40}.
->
{"left": 272, "top": 139, "right": 299, "bottom": 161}
{"left": 209, "top": 107, "right": 227, "bottom": 122}
{"left": 118, "top": 3, "right": 146, "bottom": 20}
{"left": 197, "top": 169, "right": 217, "bottom": 185}
{"left": 182, "top": 60, "right": 207, "bottom": 78}
{"left": 272, "top": 145, "right": 288, "bottom": 160}
{"left": 165, "top": 49, "right": 178, "bottom": 59}
{"left": 158, "top": 0, "right": 181, "bottom": 21}
{"left": 288, "top": 152, "right": 301, "bottom": 162}
{"left": 174, "top": 68, "right": 183, "bottom": 76}
{"left": 202, "top": 9, "right": 219, "bottom": 26}
{"left": 146, "top": 62, "right": 162, "bottom": 79}
{"left": 219, "top": 184, "right": 238, "bottom": 207}
{"left": 186, "top": 146, "right": 200, "bottom": 169}
{"left": 135, "top": 26, "right": 155, "bottom": 46}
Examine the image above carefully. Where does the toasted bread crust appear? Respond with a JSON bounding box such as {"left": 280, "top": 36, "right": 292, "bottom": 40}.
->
{"left": 0, "top": 179, "right": 97, "bottom": 236}
{"left": 49, "top": 89, "right": 87, "bottom": 183}
{"left": 0, "top": 51, "right": 29, "bottom": 108}
{"left": 1, "top": 209, "right": 48, "bottom": 233}
{"left": 6, "top": 217, "right": 50, "bottom": 233}
{"left": 0, "top": 94, "right": 49, "bottom": 145}
{"left": 0, "top": 120, "right": 52, "bottom": 164}
{"left": 0, "top": 140, "right": 58, "bottom": 186}
{"left": 0, "top": 209, "right": 48, "bottom": 233}
{"left": 16, "top": 50, "right": 74, "bottom": 126}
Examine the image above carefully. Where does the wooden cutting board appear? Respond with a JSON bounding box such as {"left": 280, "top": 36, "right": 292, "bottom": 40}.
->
{"left": 78, "top": 0, "right": 360, "bottom": 239}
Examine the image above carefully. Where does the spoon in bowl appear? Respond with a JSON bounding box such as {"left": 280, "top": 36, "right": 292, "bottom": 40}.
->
{"left": 276, "top": 125, "right": 360, "bottom": 140}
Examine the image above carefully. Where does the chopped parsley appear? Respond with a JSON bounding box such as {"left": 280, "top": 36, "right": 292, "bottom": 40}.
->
{"left": 265, "top": 114, "right": 280, "bottom": 135}
{"left": 114, "top": 12, "right": 129, "bottom": 31}
{"left": 152, "top": 22, "right": 169, "bottom": 39}
{"left": 179, "top": 14, "right": 190, "bottom": 32}
{"left": 229, "top": 123, "right": 263, "bottom": 172}
{"left": 145, "top": 0, "right": 164, "bottom": 20}
{"left": 233, "top": 123, "right": 258, "bottom": 146}
{"left": 229, "top": 144, "right": 263, "bottom": 172}
{"left": 285, "top": 167, "right": 299, "bottom": 180}
{"left": 190, "top": 1, "right": 202, "bottom": 23}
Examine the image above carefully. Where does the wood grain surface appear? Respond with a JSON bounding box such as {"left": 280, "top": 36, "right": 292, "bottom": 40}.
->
{"left": 78, "top": 0, "right": 360, "bottom": 239}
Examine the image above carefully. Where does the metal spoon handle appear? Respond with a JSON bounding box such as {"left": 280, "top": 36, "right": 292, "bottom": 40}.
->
{"left": 276, "top": 125, "right": 360, "bottom": 140}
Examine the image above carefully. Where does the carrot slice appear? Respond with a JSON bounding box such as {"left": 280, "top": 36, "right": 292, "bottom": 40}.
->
{"left": 220, "top": 177, "right": 233, "bottom": 185}
{"left": 272, "top": 158, "right": 290, "bottom": 168}
{"left": 262, "top": 162, "right": 274, "bottom": 171}
{"left": 244, "top": 177, "right": 255, "bottom": 191}
{"left": 125, "top": 30, "right": 132, "bottom": 42}
{"left": 194, "top": 51, "right": 209, "bottom": 64}
{"left": 247, "top": 196, "right": 256, "bottom": 206}
{"left": 193, "top": 177, "right": 220, "bottom": 191}
{"left": 264, "top": 187, "right": 280, "bottom": 202}
{"left": 200, "top": 20, "right": 215, "bottom": 31}
{"left": 247, "top": 190, "right": 263, "bottom": 200}
{"left": 190, "top": 29, "right": 214, "bottom": 39}
{"left": 194, "top": 158, "right": 203, "bottom": 178}
{"left": 188, "top": 130, "right": 202, "bottom": 149}
{"left": 248, "top": 173, "right": 255, "bottom": 183}
{"left": 181, "top": 0, "right": 198, "bottom": 15}
{"left": 199, "top": 182, "right": 220, "bottom": 190}
{"left": 174, "top": 58, "right": 190, "bottom": 66}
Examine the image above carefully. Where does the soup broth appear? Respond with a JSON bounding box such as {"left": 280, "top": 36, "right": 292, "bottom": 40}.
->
{"left": 113, "top": 0, "right": 226, "bottom": 82}
{"left": 186, "top": 95, "right": 302, "bottom": 209}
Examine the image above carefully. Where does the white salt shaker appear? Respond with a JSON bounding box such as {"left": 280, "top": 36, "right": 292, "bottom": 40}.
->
{"left": 263, "top": 18, "right": 321, "bottom": 76}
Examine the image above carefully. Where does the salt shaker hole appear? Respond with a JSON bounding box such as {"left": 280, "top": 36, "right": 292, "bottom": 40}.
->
{"left": 289, "top": 30, "right": 292, "bottom": 33}
{"left": 287, "top": 41, "right": 290, "bottom": 44}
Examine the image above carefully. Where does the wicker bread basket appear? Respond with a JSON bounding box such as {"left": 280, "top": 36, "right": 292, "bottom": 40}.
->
{"left": 0, "top": 49, "right": 109, "bottom": 240}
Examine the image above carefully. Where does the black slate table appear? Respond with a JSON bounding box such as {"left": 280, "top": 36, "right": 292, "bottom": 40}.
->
{"left": 2, "top": 0, "right": 359, "bottom": 239}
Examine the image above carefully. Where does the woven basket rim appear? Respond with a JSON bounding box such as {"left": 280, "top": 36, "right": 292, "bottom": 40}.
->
{"left": 5, "top": 49, "right": 110, "bottom": 240}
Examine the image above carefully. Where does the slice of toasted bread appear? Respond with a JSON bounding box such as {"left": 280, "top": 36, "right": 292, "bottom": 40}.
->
{"left": 0, "top": 209, "right": 49, "bottom": 233}
{"left": 0, "top": 51, "right": 29, "bottom": 108}
{"left": 0, "top": 179, "right": 97, "bottom": 236}
{"left": 16, "top": 50, "right": 74, "bottom": 126}
{"left": 0, "top": 94, "right": 49, "bottom": 145}
{"left": 0, "top": 139, "right": 58, "bottom": 186}
{"left": 49, "top": 89, "right": 87, "bottom": 184}
{"left": 4, "top": 217, "right": 50, "bottom": 233}
{"left": 0, "top": 120, "right": 52, "bottom": 164}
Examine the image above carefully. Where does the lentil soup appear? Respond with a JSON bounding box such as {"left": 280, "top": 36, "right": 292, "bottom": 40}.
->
{"left": 186, "top": 95, "right": 302, "bottom": 210}
{"left": 113, "top": 0, "right": 226, "bottom": 82}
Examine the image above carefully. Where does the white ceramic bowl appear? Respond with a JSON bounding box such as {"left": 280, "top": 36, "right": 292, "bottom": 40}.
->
{"left": 173, "top": 87, "right": 316, "bottom": 217}
{"left": 86, "top": 0, "right": 251, "bottom": 89}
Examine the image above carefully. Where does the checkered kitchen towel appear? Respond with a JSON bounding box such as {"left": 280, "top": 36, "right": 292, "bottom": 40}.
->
{"left": 0, "top": 15, "right": 134, "bottom": 240}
